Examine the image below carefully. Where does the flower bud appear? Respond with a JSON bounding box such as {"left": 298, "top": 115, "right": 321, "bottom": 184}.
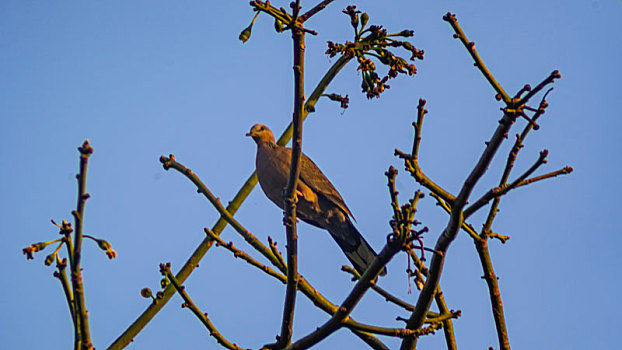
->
{"left": 44, "top": 253, "right": 55, "bottom": 266}
{"left": 274, "top": 18, "right": 284, "bottom": 33}
{"left": 351, "top": 13, "right": 359, "bottom": 29}
{"left": 141, "top": 288, "right": 153, "bottom": 299}
{"left": 361, "top": 13, "right": 369, "bottom": 27}
{"left": 239, "top": 25, "right": 253, "bottom": 43}
{"left": 398, "top": 29, "right": 414, "bottom": 37}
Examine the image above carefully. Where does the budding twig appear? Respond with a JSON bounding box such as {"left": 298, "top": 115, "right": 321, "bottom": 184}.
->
{"left": 205, "top": 229, "right": 287, "bottom": 283}
{"left": 160, "top": 263, "right": 250, "bottom": 350}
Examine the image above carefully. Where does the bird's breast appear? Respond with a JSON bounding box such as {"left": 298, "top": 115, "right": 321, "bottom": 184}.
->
{"left": 256, "top": 145, "right": 290, "bottom": 209}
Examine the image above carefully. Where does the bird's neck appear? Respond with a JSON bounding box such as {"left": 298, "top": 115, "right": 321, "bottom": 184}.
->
{"left": 258, "top": 140, "right": 277, "bottom": 149}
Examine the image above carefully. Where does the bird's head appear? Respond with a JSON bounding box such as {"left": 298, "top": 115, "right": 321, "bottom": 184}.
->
{"left": 246, "top": 123, "right": 276, "bottom": 144}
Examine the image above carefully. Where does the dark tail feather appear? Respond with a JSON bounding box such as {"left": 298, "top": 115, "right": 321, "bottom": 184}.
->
{"left": 328, "top": 219, "right": 387, "bottom": 276}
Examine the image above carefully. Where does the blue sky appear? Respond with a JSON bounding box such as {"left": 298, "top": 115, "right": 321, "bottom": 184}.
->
{"left": 2, "top": 1, "right": 620, "bottom": 349}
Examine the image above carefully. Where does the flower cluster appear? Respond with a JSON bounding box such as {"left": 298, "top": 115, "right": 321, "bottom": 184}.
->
{"left": 23, "top": 219, "right": 117, "bottom": 264}
{"left": 326, "top": 6, "right": 424, "bottom": 99}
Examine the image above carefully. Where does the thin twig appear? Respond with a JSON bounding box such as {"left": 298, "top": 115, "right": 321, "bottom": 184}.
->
{"left": 478, "top": 86, "right": 556, "bottom": 236}
{"left": 394, "top": 150, "right": 455, "bottom": 205}
{"left": 205, "top": 229, "right": 287, "bottom": 283}
{"left": 515, "top": 167, "right": 573, "bottom": 188}
{"left": 295, "top": 277, "right": 389, "bottom": 349}
{"left": 160, "top": 155, "right": 283, "bottom": 270}
{"left": 479, "top": 86, "right": 553, "bottom": 235}
{"left": 429, "top": 192, "right": 481, "bottom": 241}
{"left": 250, "top": 1, "right": 292, "bottom": 25}
{"left": 412, "top": 98, "right": 427, "bottom": 158}
{"left": 406, "top": 247, "right": 457, "bottom": 349}
{"left": 513, "top": 84, "right": 532, "bottom": 99}
{"left": 299, "top": 0, "right": 335, "bottom": 22}
{"left": 341, "top": 265, "right": 416, "bottom": 312}
{"left": 342, "top": 264, "right": 450, "bottom": 322}
{"left": 71, "top": 140, "right": 94, "bottom": 350}
{"left": 53, "top": 257, "right": 75, "bottom": 327}
{"left": 160, "top": 263, "right": 250, "bottom": 350}
{"left": 424, "top": 310, "right": 461, "bottom": 324}
{"left": 50, "top": 221, "right": 79, "bottom": 350}
{"left": 434, "top": 291, "right": 458, "bottom": 350}
{"left": 519, "top": 71, "right": 561, "bottom": 105}
{"left": 489, "top": 232, "right": 510, "bottom": 243}
{"left": 395, "top": 102, "right": 455, "bottom": 204}
{"left": 386, "top": 166, "right": 402, "bottom": 223}
{"left": 291, "top": 0, "right": 301, "bottom": 22}
{"left": 268, "top": 236, "right": 287, "bottom": 271}
{"left": 344, "top": 323, "right": 426, "bottom": 338}
{"left": 474, "top": 237, "right": 509, "bottom": 349}
{"left": 464, "top": 149, "right": 550, "bottom": 218}
{"left": 442, "top": 12, "right": 511, "bottom": 104}
{"left": 285, "top": 237, "right": 404, "bottom": 350}
{"left": 407, "top": 248, "right": 429, "bottom": 277}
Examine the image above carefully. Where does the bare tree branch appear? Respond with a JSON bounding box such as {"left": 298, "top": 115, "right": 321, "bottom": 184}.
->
{"left": 276, "top": 21, "right": 306, "bottom": 350}
{"left": 204, "top": 229, "right": 287, "bottom": 283}
{"left": 71, "top": 140, "right": 94, "bottom": 350}
{"left": 442, "top": 13, "right": 510, "bottom": 103}
{"left": 160, "top": 263, "right": 250, "bottom": 350}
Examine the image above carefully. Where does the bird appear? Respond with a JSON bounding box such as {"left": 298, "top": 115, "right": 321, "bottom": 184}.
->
{"left": 246, "top": 123, "right": 386, "bottom": 276}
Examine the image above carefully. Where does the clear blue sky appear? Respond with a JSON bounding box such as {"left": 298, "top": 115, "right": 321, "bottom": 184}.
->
{"left": 2, "top": 1, "right": 620, "bottom": 349}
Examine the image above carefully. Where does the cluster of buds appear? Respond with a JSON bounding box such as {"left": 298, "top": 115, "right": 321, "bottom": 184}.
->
{"left": 386, "top": 167, "right": 426, "bottom": 241}
{"left": 52, "top": 219, "right": 73, "bottom": 236}
{"left": 327, "top": 5, "right": 424, "bottom": 99}
{"left": 138, "top": 262, "right": 174, "bottom": 304}
{"left": 23, "top": 219, "right": 117, "bottom": 265}
{"left": 23, "top": 238, "right": 65, "bottom": 266}
{"left": 385, "top": 166, "right": 431, "bottom": 291}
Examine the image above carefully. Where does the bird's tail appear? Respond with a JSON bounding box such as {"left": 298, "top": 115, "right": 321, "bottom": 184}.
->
{"left": 328, "top": 219, "right": 387, "bottom": 276}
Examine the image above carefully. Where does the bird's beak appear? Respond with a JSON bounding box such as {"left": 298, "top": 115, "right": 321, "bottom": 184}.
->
{"left": 245, "top": 132, "right": 252, "bottom": 137}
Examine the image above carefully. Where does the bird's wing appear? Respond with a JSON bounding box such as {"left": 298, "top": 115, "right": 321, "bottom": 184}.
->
{"left": 258, "top": 142, "right": 354, "bottom": 219}
{"left": 298, "top": 152, "right": 355, "bottom": 220}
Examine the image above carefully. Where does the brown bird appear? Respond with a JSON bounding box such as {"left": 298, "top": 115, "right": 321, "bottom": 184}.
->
{"left": 247, "top": 123, "right": 386, "bottom": 276}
